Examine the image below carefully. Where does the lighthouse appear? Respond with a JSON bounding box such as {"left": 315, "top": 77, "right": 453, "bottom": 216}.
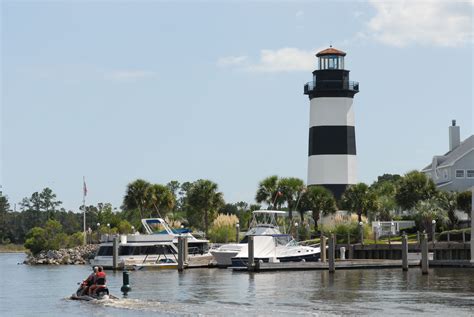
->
{"left": 303, "top": 47, "right": 359, "bottom": 198}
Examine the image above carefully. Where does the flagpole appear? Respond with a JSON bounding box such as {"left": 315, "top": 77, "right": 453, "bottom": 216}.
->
{"left": 83, "top": 176, "right": 86, "bottom": 245}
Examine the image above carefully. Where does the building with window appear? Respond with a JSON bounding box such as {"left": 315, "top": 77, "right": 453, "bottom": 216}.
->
{"left": 421, "top": 120, "right": 474, "bottom": 192}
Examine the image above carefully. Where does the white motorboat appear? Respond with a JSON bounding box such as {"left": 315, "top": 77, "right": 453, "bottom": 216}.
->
{"left": 90, "top": 238, "right": 180, "bottom": 270}
{"left": 210, "top": 210, "right": 285, "bottom": 267}
{"left": 90, "top": 218, "right": 213, "bottom": 269}
{"left": 230, "top": 234, "right": 321, "bottom": 267}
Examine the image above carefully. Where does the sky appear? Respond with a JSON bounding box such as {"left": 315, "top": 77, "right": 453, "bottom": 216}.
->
{"left": 1, "top": 0, "right": 473, "bottom": 211}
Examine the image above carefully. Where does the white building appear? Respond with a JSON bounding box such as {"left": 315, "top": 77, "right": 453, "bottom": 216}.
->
{"left": 422, "top": 120, "right": 474, "bottom": 192}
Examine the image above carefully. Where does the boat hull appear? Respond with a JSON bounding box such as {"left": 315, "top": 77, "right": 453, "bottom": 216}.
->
{"left": 231, "top": 252, "right": 320, "bottom": 268}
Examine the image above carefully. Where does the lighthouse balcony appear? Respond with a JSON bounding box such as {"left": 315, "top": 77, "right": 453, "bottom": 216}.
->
{"left": 304, "top": 80, "right": 359, "bottom": 94}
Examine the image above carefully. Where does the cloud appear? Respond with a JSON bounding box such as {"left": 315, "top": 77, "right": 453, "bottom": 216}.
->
{"left": 247, "top": 48, "right": 316, "bottom": 72}
{"left": 218, "top": 48, "right": 317, "bottom": 73}
{"left": 367, "top": 0, "right": 473, "bottom": 47}
{"left": 103, "top": 70, "right": 157, "bottom": 82}
{"left": 216, "top": 55, "right": 248, "bottom": 67}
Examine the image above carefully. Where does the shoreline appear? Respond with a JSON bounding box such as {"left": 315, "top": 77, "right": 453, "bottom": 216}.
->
{"left": 24, "top": 244, "right": 98, "bottom": 265}
{"left": 0, "top": 244, "right": 26, "bottom": 253}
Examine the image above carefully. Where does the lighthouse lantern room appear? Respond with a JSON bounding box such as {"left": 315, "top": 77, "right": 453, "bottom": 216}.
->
{"left": 304, "top": 47, "right": 359, "bottom": 199}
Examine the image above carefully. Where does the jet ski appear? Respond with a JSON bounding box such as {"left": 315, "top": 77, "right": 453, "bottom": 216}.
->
{"left": 70, "top": 280, "right": 117, "bottom": 301}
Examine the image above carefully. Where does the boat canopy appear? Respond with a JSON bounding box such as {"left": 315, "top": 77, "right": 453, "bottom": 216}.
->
{"left": 249, "top": 210, "right": 287, "bottom": 233}
{"left": 252, "top": 210, "right": 287, "bottom": 215}
{"left": 141, "top": 218, "right": 192, "bottom": 235}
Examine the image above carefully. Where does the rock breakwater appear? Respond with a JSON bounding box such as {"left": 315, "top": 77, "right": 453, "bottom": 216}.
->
{"left": 24, "top": 244, "right": 98, "bottom": 265}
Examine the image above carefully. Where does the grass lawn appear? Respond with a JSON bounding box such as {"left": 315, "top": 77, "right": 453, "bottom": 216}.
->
{"left": 0, "top": 244, "right": 26, "bottom": 253}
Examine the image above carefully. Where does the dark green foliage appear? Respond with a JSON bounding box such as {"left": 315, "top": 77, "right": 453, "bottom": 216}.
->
{"left": 122, "top": 179, "right": 151, "bottom": 219}
{"left": 24, "top": 227, "right": 46, "bottom": 254}
{"left": 24, "top": 219, "right": 80, "bottom": 254}
{"left": 123, "top": 179, "right": 175, "bottom": 219}
{"left": 372, "top": 174, "right": 402, "bottom": 187}
{"left": 0, "top": 193, "right": 11, "bottom": 243}
{"left": 395, "top": 171, "right": 437, "bottom": 210}
{"left": 185, "top": 179, "right": 225, "bottom": 236}
{"left": 321, "top": 222, "right": 371, "bottom": 244}
{"left": 278, "top": 177, "right": 305, "bottom": 219}
{"left": 255, "top": 175, "right": 281, "bottom": 209}
{"left": 436, "top": 191, "right": 458, "bottom": 228}
{"left": 457, "top": 191, "right": 472, "bottom": 216}
{"left": 298, "top": 186, "right": 337, "bottom": 230}
{"left": 341, "top": 183, "right": 378, "bottom": 223}
{"left": 117, "top": 220, "right": 132, "bottom": 234}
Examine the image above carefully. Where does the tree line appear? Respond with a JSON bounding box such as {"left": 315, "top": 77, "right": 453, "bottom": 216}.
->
{"left": 0, "top": 171, "right": 472, "bottom": 248}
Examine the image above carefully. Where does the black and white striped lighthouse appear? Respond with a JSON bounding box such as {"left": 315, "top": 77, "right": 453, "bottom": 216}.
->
{"left": 303, "top": 47, "right": 359, "bottom": 198}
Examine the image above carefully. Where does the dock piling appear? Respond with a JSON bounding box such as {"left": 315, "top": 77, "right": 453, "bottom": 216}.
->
{"left": 112, "top": 236, "right": 119, "bottom": 271}
{"left": 248, "top": 236, "right": 255, "bottom": 272}
{"left": 178, "top": 236, "right": 186, "bottom": 272}
{"left": 184, "top": 236, "right": 189, "bottom": 264}
{"left": 348, "top": 245, "right": 354, "bottom": 259}
{"left": 328, "top": 234, "right": 335, "bottom": 273}
{"left": 421, "top": 233, "right": 429, "bottom": 274}
{"left": 402, "top": 233, "right": 408, "bottom": 271}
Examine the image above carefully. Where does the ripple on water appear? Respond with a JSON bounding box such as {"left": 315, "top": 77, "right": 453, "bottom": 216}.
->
{"left": 3, "top": 254, "right": 474, "bottom": 316}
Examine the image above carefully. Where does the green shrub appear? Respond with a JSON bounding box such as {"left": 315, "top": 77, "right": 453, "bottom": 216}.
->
{"left": 68, "top": 232, "right": 84, "bottom": 247}
{"left": 208, "top": 214, "right": 239, "bottom": 243}
{"left": 117, "top": 220, "right": 132, "bottom": 234}
{"left": 24, "top": 227, "right": 46, "bottom": 255}
{"left": 24, "top": 220, "right": 82, "bottom": 254}
{"left": 321, "top": 221, "right": 371, "bottom": 244}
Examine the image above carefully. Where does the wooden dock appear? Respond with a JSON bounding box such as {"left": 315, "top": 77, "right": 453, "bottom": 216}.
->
{"left": 232, "top": 259, "right": 421, "bottom": 272}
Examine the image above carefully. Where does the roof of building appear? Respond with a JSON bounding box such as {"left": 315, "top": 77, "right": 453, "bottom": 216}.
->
{"left": 422, "top": 134, "right": 474, "bottom": 171}
{"left": 316, "top": 47, "right": 346, "bottom": 57}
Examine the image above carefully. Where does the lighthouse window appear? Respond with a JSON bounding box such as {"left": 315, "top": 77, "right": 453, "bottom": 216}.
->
{"left": 328, "top": 58, "right": 335, "bottom": 69}
{"left": 339, "top": 56, "right": 344, "bottom": 69}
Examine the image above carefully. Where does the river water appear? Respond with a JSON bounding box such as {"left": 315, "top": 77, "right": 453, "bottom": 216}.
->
{"left": 1, "top": 253, "right": 473, "bottom": 316}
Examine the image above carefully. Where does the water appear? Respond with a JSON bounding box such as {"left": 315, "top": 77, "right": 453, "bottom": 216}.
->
{"left": 1, "top": 253, "right": 474, "bottom": 316}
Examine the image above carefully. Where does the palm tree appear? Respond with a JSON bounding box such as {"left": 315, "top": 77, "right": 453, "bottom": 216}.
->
{"left": 255, "top": 175, "right": 282, "bottom": 209}
{"left": 298, "top": 186, "right": 337, "bottom": 231}
{"left": 436, "top": 191, "right": 458, "bottom": 229}
{"left": 341, "top": 183, "right": 378, "bottom": 223}
{"left": 145, "top": 184, "right": 175, "bottom": 218}
{"left": 185, "top": 179, "right": 225, "bottom": 237}
{"left": 415, "top": 198, "right": 448, "bottom": 237}
{"left": 278, "top": 177, "right": 305, "bottom": 219}
{"left": 123, "top": 179, "right": 151, "bottom": 218}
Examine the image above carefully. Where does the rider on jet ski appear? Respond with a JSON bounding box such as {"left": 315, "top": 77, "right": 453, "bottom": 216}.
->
{"left": 79, "top": 266, "right": 98, "bottom": 296}
{"left": 88, "top": 266, "right": 106, "bottom": 296}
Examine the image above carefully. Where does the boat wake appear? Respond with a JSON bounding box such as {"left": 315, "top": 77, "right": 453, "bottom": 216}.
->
{"left": 95, "top": 298, "right": 333, "bottom": 316}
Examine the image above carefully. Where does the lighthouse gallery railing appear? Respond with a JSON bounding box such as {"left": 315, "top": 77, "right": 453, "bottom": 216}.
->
{"left": 304, "top": 80, "right": 359, "bottom": 94}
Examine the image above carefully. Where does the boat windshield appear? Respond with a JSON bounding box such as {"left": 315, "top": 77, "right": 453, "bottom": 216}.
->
{"left": 273, "top": 235, "right": 293, "bottom": 246}
{"left": 147, "top": 222, "right": 167, "bottom": 234}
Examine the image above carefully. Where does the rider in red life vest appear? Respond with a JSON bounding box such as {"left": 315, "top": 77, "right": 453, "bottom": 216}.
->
{"left": 88, "top": 266, "right": 106, "bottom": 296}
{"left": 80, "top": 266, "right": 98, "bottom": 296}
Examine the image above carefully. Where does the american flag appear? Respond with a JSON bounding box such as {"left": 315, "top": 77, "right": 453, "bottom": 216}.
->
{"left": 83, "top": 177, "right": 88, "bottom": 197}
